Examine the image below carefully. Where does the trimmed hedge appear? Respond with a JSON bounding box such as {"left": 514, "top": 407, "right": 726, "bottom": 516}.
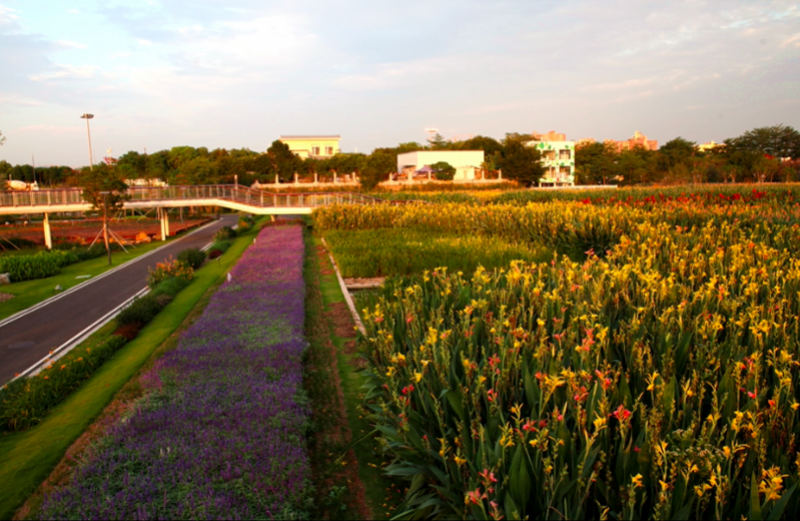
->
{"left": 0, "top": 252, "right": 63, "bottom": 282}
{"left": 0, "top": 246, "right": 112, "bottom": 283}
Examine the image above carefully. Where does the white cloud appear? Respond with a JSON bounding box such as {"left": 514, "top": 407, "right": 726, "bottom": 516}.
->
{"left": 30, "top": 64, "right": 99, "bottom": 81}
{"left": 56, "top": 40, "right": 88, "bottom": 49}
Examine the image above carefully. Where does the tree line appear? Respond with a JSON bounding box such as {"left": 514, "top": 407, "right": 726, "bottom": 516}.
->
{"left": 2, "top": 124, "right": 799, "bottom": 189}
{"left": 576, "top": 124, "right": 800, "bottom": 185}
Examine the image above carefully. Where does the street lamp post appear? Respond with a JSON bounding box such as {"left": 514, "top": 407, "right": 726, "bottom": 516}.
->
{"left": 80, "top": 113, "right": 111, "bottom": 264}
{"left": 80, "top": 114, "right": 94, "bottom": 170}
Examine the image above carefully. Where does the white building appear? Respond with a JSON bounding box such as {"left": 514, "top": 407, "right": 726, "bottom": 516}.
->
{"left": 396, "top": 150, "right": 485, "bottom": 181}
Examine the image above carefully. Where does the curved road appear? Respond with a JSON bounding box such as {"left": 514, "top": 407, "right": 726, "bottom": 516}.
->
{"left": 0, "top": 214, "right": 237, "bottom": 385}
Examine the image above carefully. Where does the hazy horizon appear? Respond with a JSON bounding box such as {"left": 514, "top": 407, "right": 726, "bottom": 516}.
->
{"left": 2, "top": 0, "right": 799, "bottom": 167}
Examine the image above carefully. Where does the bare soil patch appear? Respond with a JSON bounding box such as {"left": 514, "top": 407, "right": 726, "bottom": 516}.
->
{"left": 0, "top": 293, "right": 13, "bottom": 304}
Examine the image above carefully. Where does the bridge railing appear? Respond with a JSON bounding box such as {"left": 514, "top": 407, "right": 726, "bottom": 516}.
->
{"left": 1, "top": 185, "right": 393, "bottom": 210}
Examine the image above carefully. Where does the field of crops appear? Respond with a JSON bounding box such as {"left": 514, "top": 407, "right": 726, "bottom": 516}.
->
{"left": 314, "top": 186, "right": 800, "bottom": 520}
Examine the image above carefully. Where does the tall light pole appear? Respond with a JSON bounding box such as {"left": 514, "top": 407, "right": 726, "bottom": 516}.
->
{"left": 80, "top": 114, "right": 94, "bottom": 170}
{"left": 80, "top": 113, "right": 110, "bottom": 264}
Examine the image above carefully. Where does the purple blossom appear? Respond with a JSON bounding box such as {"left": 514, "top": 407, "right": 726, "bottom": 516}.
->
{"left": 40, "top": 226, "right": 311, "bottom": 520}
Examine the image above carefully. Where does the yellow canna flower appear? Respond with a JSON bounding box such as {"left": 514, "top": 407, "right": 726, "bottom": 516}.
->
{"left": 631, "top": 474, "right": 644, "bottom": 489}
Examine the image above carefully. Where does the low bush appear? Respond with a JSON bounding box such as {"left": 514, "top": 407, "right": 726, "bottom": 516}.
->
{"left": 214, "top": 225, "right": 237, "bottom": 242}
{"left": 207, "top": 240, "right": 231, "bottom": 259}
{"left": 146, "top": 256, "right": 193, "bottom": 288}
{"left": 150, "top": 276, "right": 191, "bottom": 299}
{"left": 0, "top": 335, "right": 128, "bottom": 431}
{"left": 177, "top": 247, "right": 206, "bottom": 270}
{"left": 115, "top": 294, "right": 163, "bottom": 328}
{"left": 0, "top": 252, "right": 62, "bottom": 282}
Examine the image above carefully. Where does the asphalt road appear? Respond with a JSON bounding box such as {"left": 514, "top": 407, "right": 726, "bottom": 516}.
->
{"left": 0, "top": 214, "right": 237, "bottom": 386}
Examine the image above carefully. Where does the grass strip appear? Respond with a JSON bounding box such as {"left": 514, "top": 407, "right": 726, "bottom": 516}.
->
{"left": 0, "top": 221, "right": 260, "bottom": 520}
{"left": 310, "top": 235, "right": 406, "bottom": 519}
{"left": 0, "top": 227, "right": 205, "bottom": 321}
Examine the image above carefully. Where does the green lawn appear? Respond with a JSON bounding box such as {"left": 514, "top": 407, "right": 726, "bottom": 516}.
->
{"left": 0, "top": 221, "right": 261, "bottom": 520}
{"left": 0, "top": 228, "right": 208, "bottom": 321}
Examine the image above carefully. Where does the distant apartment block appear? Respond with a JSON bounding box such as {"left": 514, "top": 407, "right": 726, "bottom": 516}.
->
{"left": 527, "top": 130, "right": 575, "bottom": 186}
{"left": 280, "top": 135, "right": 341, "bottom": 159}
{"left": 605, "top": 131, "right": 658, "bottom": 152}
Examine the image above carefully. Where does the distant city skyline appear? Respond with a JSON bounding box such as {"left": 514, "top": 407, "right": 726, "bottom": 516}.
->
{"left": 1, "top": 0, "right": 799, "bottom": 167}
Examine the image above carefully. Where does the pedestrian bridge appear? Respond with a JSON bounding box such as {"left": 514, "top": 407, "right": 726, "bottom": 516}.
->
{"left": 0, "top": 184, "right": 392, "bottom": 248}
{"left": 0, "top": 184, "right": 386, "bottom": 216}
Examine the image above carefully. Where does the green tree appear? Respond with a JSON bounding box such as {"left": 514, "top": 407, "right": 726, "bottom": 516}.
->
{"left": 657, "top": 137, "right": 696, "bottom": 172}
{"left": 575, "top": 142, "right": 617, "bottom": 185}
{"left": 396, "top": 142, "right": 425, "bottom": 154}
{"left": 116, "top": 151, "right": 147, "bottom": 180}
{"left": 266, "top": 140, "right": 302, "bottom": 182}
{"left": 429, "top": 161, "right": 456, "bottom": 181}
{"left": 496, "top": 134, "right": 543, "bottom": 186}
{"left": 175, "top": 157, "right": 218, "bottom": 185}
{"left": 427, "top": 133, "right": 450, "bottom": 150}
{"left": 459, "top": 136, "right": 503, "bottom": 156}
{"left": 728, "top": 124, "right": 800, "bottom": 159}
{"left": 71, "top": 163, "right": 129, "bottom": 264}
{"left": 361, "top": 150, "right": 395, "bottom": 190}
{"left": 0, "top": 131, "right": 5, "bottom": 146}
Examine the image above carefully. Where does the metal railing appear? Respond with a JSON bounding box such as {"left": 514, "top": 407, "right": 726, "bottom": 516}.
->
{"left": 0, "top": 185, "right": 392, "bottom": 211}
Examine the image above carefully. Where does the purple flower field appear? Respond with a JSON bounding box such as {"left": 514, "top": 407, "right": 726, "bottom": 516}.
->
{"left": 41, "top": 226, "right": 311, "bottom": 520}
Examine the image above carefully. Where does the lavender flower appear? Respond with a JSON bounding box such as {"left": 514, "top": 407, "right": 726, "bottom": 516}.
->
{"left": 40, "top": 226, "right": 311, "bottom": 520}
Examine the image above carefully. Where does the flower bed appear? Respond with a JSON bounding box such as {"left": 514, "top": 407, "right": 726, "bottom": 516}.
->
{"left": 39, "top": 226, "right": 311, "bottom": 519}
{"left": 356, "top": 203, "right": 800, "bottom": 519}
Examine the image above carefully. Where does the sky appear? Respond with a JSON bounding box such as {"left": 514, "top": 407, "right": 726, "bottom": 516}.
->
{"left": 1, "top": 0, "right": 799, "bottom": 167}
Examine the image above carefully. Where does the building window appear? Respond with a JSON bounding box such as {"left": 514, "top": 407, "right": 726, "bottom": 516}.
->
{"left": 559, "top": 150, "right": 571, "bottom": 160}
{"left": 325, "top": 146, "right": 333, "bottom": 155}
{"left": 312, "top": 146, "right": 320, "bottom": 156}
{"left": 544, "top": 151, "right": 556, "bottom": 161}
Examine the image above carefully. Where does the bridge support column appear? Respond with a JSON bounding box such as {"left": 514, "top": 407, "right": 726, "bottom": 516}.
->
{"left": 43, "top": 213, "right": 53, "bottom": 250}
{"left": 159, "top": 208, "right": 170, "bottom": 241}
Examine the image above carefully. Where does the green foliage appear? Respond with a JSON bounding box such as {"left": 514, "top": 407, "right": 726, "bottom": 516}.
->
{"left": 207, "top": 240, "right": 231, "bottom": 259}
{"left": 726, "top": 124, "right": 800, "bottom": 159}
{"left": 429, "top": 161, "right": 456, "bottom": 181}
{"left": 267, "top": 140, "right": 304, "bottom": 182}
{"left": 177, "top": 247, "right": 206, "bottom": 270}
{"left": 115, "top": 294, "right": 163, "bottom": 327}
{"left": 0, "top": 335, "right": 128, "bottom": 431}
{"left": 0, "top": 251, "right": 71, "bottom": 282}
{"left": 146, "top": 257, "right": 194, "bottom": 288}
{"left": 361, "top": 150, "right": 396, "bottom": 190}
{"left": 214, "top": 225, "right": 237, "bottom": 242}
{"left": 150, "top": 276, "right": 192, "bottom": 299}
{"left": 323, "top": 228, "right": 550, "bottom": 278}
{"left": 496, "top": 134, "right": 544, "bottom": 186}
